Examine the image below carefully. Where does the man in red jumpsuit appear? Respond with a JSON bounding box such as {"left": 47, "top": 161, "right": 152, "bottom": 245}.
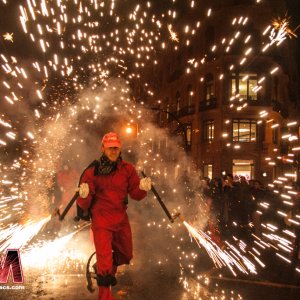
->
{"left": 76, "top": 132, "right": 151, "bottom": 300}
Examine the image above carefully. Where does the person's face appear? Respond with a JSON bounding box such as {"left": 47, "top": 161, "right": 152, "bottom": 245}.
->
{"left": 102, "top": 146, "right": 121, "bottom": 162}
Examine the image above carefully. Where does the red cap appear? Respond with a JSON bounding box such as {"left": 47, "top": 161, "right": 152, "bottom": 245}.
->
{"left": 101, "top": 132, "right": 121, "bottom": 148}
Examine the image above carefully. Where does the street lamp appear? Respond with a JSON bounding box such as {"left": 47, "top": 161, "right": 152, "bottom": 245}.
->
{"left": 122, "top": 123, "right": 138, "bottom": 138}
{"left": 125, "top": 126, "right": 133, "bottom": 134}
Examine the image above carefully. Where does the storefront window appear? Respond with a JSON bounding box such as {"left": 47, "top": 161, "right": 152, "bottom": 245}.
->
{"left": 233, "top": 159, "right": 254, "bottom": 181}
{"left": 203, "top": 164, "right": 212, "bottom": 179}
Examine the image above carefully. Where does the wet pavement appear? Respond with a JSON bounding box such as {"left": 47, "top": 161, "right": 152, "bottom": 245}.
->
{"left": 1, "top": 263, "right": 190, "bottom": 300}
{"left": 2, "top": 261, "right": 299, "bottom": 300}
{"left": 2, "top": 262, "right": 300, "bottom": 299}
{"left": 1, "top": 216, "right": 300, "bottom": 300}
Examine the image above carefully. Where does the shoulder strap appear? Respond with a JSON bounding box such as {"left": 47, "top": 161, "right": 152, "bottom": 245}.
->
{"left": 77, "top": 160, "right": 99, "bottom": 187}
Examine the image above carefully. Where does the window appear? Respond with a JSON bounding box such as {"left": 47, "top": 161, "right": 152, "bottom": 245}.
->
{"left": 186, "top": 124, "right": 192, "bottom": 147}
{"left": 203, "top": 120, "right": 214, "bottom": 142}
{"left": 231, "top": 73, "right": 258, "bottom": 100}
{"left": 204, "top": 73, "right": 215, "bottom": 101}
{"left": 233, "top": 119, "right": 256, "bottom": 142}
{"left": 272, "top": 124, "right": 278, "bottom": 144}
{"left": 187, "top": 84, "right": 193, "bottom": 107}
{"left": 176, "top": 91, "right": 181, "bottom": 115}
{"left": 203, "top": 164, "right": 212, "bottom": 179}
{"left": 233, "top": 159, "right": 254, "bottom": 181}
{"left": 166, "top": 103, "right": 170, "bottom": 120}
{"left": 163, "top": 97, "right": 170, "bottom": 122}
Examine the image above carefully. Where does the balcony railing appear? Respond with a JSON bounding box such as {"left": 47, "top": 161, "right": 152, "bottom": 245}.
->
{"left": 199, "top": 98, "right": 217, "bottom": 111}
{"left": 177, "top": 105, "right": 195, "bottom": 117}
{"left": 239, "top": 99, "right": 288, "bottom": 118}
{"left": 246, "top": 99, "right": 271, "bottom": 106}
{"left": 223, "top": 98, "right": 272, "bottom": 107}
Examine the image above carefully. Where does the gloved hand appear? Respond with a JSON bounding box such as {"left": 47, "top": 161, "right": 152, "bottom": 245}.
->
{"left": 139, "top": 177, "right": 152, "bottom": 191}
{"left": 77, "top": 183, "right": 89, "bottom": 198}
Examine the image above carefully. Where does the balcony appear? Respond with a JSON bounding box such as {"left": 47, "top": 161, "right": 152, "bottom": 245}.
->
{"left": 247, "top": 98, "right": 271, "bottom": 106}
{"left": 178, "top": 105, "right": 195, "bottom": 117}
{"left": 199, "top": 98, "right": 217, "bottom": 111}
{"left": 223, "top": 97, "right": 272, "bottom": 107}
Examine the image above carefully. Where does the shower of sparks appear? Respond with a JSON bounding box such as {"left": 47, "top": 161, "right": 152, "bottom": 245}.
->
{"left": 269, "top": 16, "right": 298, "bottom": 45}
{"left": 183, "top": 221, "right": 257, "bottom": 276}
{"left": 3, "top": 32, "right": 14, "bottom": 42}
{"left": 0, "top": 216, "right": 51, "bottom": 252}
{"left": 22, "top": 224, "right": 89, "bottom": 268}
{"left": 272, "top": 15, "right": 299, "bottom": 38}
{"left": 168, "top": 24, "right": 179, "bottom": 42}
{"left": 188, "top": 58, "right": 195, "bottom": 64}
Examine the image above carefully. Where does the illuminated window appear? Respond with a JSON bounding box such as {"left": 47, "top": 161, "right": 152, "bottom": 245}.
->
{"left": 203, "top": 164, "right": 212, "bottom": 179}
{"left": 203, "top": 120, "right": 214, "bottom": 142}
{"left": 204, "top": 73, "right": 215, "bottom": 101}
{"left": 233, "top": 159, "right": 254, "bottom": 180}
{"left": 231, "top": 73, "right": 258, "bottom": 100}
{"left": 187, "top": 84, "right": 193, "bottom": 107}
{"left": 186, "top": 124, "right": 192, "bottom": 146}
{"left": 233, "top": 119, "right": 256, "bottom": 142}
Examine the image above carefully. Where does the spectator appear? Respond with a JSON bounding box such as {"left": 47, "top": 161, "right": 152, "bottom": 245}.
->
{"left": 250, "top": 180, "right": 265, "bottom": 236}
{"left": 222, "top": 174, "right": 239, "bottom": 235}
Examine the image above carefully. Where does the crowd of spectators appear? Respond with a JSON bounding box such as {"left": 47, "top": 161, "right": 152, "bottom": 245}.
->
{"left": 198, "top": 174, "right": 300, "bottom": 266}
{"left": 200, "top": 175, "right": 293, "bottom": 236}
{"left": 200, "top": 175, "right": 263, "bottom": 236}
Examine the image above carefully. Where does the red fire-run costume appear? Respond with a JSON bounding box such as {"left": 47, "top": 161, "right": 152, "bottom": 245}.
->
{"left": 77, "top": 160, "right": 147, "bottom": 300}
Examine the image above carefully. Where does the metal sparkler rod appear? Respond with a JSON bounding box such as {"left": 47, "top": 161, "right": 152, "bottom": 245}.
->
{"left": 55, "top": 160, "right": 98, "bottom": 222}
{"left": 56, "top": 191, "right": 79, "bottom": 221}
{"left": 141, "top": 171, "right": 179, "bottom": 223}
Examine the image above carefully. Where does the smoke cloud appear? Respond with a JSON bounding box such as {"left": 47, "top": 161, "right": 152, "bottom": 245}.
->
{"left": 5, "top": 77, "right": 209, "bottom": 298}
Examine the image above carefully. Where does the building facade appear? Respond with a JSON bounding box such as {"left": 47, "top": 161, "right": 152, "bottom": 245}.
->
{"left": 133, "top": 0, "right": 300, "bottom": 184}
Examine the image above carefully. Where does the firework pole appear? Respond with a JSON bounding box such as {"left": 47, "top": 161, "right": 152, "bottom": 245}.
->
{"left": 141, "top": 171, "right": 181, "bottom": 223}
